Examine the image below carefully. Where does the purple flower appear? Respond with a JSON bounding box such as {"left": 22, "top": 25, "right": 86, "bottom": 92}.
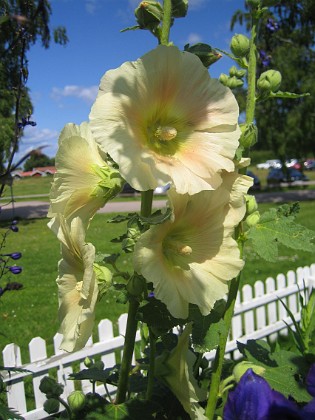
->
{"left": 266, "top": 18, "right": 279, "bottom": 32}
{"left": 9, "top": 266, "right": 22, "bottom": 274}
{"left": 17, "top": 116, "right": 37, "bottom": 129}
{"left": 224, "top": 369, "right": 302, "bottom": 420}
{"left": 259, "top": 50, "right": 271, "bottom": 67}
{"left": 1, "top": 252, "right": 22, "bottom": 260}
{"left": 10, "top": 225, "right": 19, "bottom": 232}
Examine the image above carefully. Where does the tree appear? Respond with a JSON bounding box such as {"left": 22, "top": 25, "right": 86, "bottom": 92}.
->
{"left": 231, "top": 0, "right": 315, "bottom": 160}
{"left": 23, "top": 151, "right": 54, "bottom": 171}
{"left": 0, "top": 1, "right": 67, "bottom": 176}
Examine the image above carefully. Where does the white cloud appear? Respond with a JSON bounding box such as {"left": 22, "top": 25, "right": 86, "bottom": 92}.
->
{"left": 51, "top": 85, "right": 98, "bottom": 104}
{"left": 85, "top": 0, "right": 97, "bottom": 14}
{"left": 186, "top": 32, "right": 203, "bottom": 45}
{"left": 189, "top": 0, "right": 208, "bottom": 10}
{"left": 13, "top": 126, "right": 59, "bottom": 164}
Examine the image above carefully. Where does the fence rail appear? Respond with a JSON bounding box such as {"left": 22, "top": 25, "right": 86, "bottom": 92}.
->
{"left": 2, "top": 264, "right": 315, "bottom": 419}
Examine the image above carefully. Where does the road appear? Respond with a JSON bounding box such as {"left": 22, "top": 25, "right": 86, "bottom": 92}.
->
{"left": 1, "top": 189, "right": 315, "bottom": 221}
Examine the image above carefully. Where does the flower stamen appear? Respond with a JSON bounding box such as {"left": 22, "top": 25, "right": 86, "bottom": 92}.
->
{"left": 155, "top": 126, "right": 177, "bottom": 142}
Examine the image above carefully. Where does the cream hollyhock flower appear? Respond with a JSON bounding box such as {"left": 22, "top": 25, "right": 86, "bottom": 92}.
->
{"left": 48, "top": 122, "right": 123, "bottom": 225}
{"left": 49, "top": 215, "right": 98, "bottom": 352}
{"left": 89, "top": 45, "right": 241, "bottom": 195}
{"left": 134, "top": 173, "right": 252, "bottom": 319}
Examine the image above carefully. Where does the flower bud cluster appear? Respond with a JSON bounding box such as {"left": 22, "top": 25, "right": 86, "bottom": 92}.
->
{"left": 219, "top": 65, "right": 247, "bottom": 89}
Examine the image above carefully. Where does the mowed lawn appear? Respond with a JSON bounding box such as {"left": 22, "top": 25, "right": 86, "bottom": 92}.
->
{"left": 0, "top": 192, "right": 315, "bottom": 361}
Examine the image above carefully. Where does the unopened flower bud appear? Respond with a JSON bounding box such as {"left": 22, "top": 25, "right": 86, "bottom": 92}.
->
{"left": 258, "top": 70, "right": 282, "bottom": 93}
{"left": 93, "top": 360, "right": 105, "bottom": 370}
{"left": 122, "top": 237, "right": 136, "bottom": 253}
{"left": 233, "top": 362, "right": 265, "bottom": 382}
{"left": 230, "top": 34, "right": 250, "bottom": 58}
{"left": 84, "top": 357, "right": 93, "bottom": 368}
{"left": 171, "top": 0, "right": 188, "bottom": 18}
{"left": 126, "top": 274, "right": 146, "bottom": 296}
{"left": 219, "top": 73, "right": 229, "bottom": 86}
{"left": 135, "top": 1, "right": 163, "bottom": 30}
{"left": 39, "top": 376, "right": 64, "bottom": 398}
{"left": 245, "top": 195, "right": 258, "bottom": 215}
{"left": 246, "top": 211, "right": 261, "bottom": 227}
{"left": 43, "top": 398, "right": 60, "bottom": 414}
{"left": 9, "top": 266, "right": 22, "bottom": 274}
{"left": 67, "top": 391, "right": 86, "bottom": 412}
{"left": 226, "top": 76, "right": 244, "bottom": 89}
{"left": 257, "top": 78, "right": 271, "bottom": 93}
{"left": 184, "top": 43, "right": 222, "bottom": 68}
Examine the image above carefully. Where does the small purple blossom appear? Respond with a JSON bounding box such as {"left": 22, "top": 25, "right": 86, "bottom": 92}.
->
{"left": 266, "top": 18, "right": 279, "bottom": 32}
{"left": 10, "top": 225, "right": 19, "bottom": 232}
{"left": 17, "top": 116, "right": 37, "bottom": 129}
{"left": 1, "top": 252, "right": 22, "bottom": 260}
{"left": 259, "top": 50, "right": 271, "bottom": 67}
{"left": 8, "top": 266, "right": 22, "bottom": 274}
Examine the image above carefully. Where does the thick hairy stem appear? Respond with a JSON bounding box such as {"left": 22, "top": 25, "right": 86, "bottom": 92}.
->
{"left": 160, "top": 0, "right": 172, "bottom": 46}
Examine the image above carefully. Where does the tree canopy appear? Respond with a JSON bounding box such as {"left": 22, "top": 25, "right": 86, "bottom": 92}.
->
{"left": 0, "top": 0, "right": 67, "bottom": 174}
{"left": 231, "top": 0, "right": 315, "bottom": 160}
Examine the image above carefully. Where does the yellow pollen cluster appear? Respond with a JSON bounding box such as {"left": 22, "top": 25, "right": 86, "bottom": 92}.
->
{"left": 75, "top": 281, "right": 83, "bottom": 292}
{"left": 166, "top": 240, "right": 192, "bottom": 256}
{"left": 155, "top": 126, "right": 177, "bottom": 141}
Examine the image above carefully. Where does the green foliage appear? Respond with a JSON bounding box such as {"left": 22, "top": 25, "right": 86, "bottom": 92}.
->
{"left": 247, "top": 203, "right": 315, "bottom": 262}
{"left": 238, "top": 339, "right": 312, "bottom": 402}
{"left": 23, "top": 153, "right": 55, "bottom": 171}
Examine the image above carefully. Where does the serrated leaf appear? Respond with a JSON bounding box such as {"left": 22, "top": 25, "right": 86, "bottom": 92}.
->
{"left": 270, "top": 91, "right": 310, "bottom": 99}
{"left": 247, "top": 205, "right": 315, "bottom": 262}
{"left": 237, "top": 340, "right": 312, "bottom": 402}
{"left": 139, "top": 207, "right": 172, "bottom": 225}
{"left": 0, "top": 404, "right": 23, "bottom": 420}
{"left": 107, "top": 213, "right": 136, "bottom": 223}
{"left": 69, "top": 367, "right": 112, "bottom": 383}
{"left": 189, "top": 300, "right": 226, "bottom": 351}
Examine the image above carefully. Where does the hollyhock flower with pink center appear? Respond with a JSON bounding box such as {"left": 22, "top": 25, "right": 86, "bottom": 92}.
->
{"left": 48, "top": 122, "right": 123, "bottom": 226}
{"left": 49, "top": 215, "right": 98, "bottom": 352}
{"left": 134, "top": 173, "right": 252, "bottom": 319}
{"left": 89, "top": 45, "right": 241, "bottom": 195}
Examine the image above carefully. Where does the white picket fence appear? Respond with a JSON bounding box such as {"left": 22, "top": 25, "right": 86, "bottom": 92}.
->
{"left": 2, "top": 264, "right": 315, "bottom": 420}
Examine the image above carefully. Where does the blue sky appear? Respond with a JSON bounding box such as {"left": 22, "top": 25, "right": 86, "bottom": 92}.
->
{"left": 19, "top": 0, "right": 246, "bottom": 162}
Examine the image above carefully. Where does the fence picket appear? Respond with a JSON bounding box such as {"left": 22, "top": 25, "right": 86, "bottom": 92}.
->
{"left": 2, "top": 344, "right": 27, "bottom": 415}
{"left": 1, "top": 265, "right": 315, "bottom": 420}
{"left": 276, "top": 274, "right": 288, "bottom": 335}
{"left": 29, "top": 337, "right": 48, "bottom": 408}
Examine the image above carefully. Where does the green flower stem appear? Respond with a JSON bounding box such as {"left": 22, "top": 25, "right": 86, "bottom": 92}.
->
{"left": 115, "top": 190, "right": 154, "bottom": 403}
{"left": 205, "top": 272, "right": 242, "bottom": 419}
{"left": 57, "top": 396, "right": 72, "bottom": 419}
{"left": 244, "top": 15, "right": 258, "bottom": 157}
{"left": 115, "top": 297, "right": 140, "bottom": 404}
{"left": 146, "top": 328, "right": 157, "bottom": 400}
{"left": 160, "top": 0, "right": 172, "bottom": 46}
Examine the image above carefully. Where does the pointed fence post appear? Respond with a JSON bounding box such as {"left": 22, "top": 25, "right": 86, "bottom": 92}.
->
{"left": 29, "top": 337, "right": 48, "bottom": 408}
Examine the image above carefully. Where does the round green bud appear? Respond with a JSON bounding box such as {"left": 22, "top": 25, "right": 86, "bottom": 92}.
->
{"left": 257, "top": 78, "right": 271, "bottom": 93}
{"left": 43, "top": 398, "right": 60, "bottom": 414}
{"left": 67, "top": 391, "right": 86, "bottom": 412}
{"left": 171, "top": 0, "right": 188, "bottom": 18}
{"left": 122, "top": 237, "right": 136, "bottom": 253}
{"left": 84, "top": 357, "right": 93, "bottom": 368}
{"left": 230, "top": 34, "right": 250, "bottom": 58}
{"left": 135, "top": 1, "right": 163, "bottom": 30}
{"left": 245, "top": 194, "right": 258, "bottom": 215}
{"left": 246, "top": 210, "right": 261, "bottom": 227}
{"left": 233, "top": 361, "right": 265, "bottom": 383}
{"left": 258, "top": 70, "right": 282, "bottom": 93}
{"left": 93, "top": 360, "right": 105, "bottom": 371}
{"left": 219, "top": 73, "right": 229, "bottom": 86}
{"left": 226, "top": 76, "right": 244, "bottom": 89}
{"left": 39, "top": 377, "right": 63, "bottom": 397}
{"left": 229, "top": 66, "right": 238, "bottom": 77}
{"left": 126, "top": 274, "right": 146, "bottom": 296}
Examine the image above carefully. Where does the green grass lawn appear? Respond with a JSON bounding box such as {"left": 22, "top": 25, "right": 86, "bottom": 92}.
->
{"left": 0, "top": 201, "right": 315, "bottom": 362}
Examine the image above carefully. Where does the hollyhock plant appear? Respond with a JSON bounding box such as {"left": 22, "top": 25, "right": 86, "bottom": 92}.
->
{"left": 48, "top": 122, "right": 123, "bottom": 226}
{"left": 134, "top": 172, "right": 252, "bottom": 319}
{"left": 48, "top": 215, "right": 98, "bottom": 352}
{"left": 89, "top": 45, "right": 241, "bottom": 195}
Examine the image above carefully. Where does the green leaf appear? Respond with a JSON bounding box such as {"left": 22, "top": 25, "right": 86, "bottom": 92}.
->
{"left": 137, "top": 298, "right": 186, "bottom": 334}
{"left": 247, "top": 204, "right": 315, "bottom": 262}
{"left": 107, "top": 213, "right": 136, "bottom": 223}
{"left": 101, "top": 399, "right": 161, "bottom": 419}
{"left": 139, "top": 207, "right": 172, "bottom": 225}
{"left": 120, "top": 25, "right": 141, "bottom": 33}
{"left": 270, "top": 91, "right": 310, "bottom": 99}
{"left": 189, "top": 300, "right": 226, "bottom": 352}
{"left": 301, "top": 291, "right": 315, "bottom": 353}
{"left": 0, "top": 404, "right": 23, "bottom": 420}
{"left": 238, "top": 340, "right": 312, "bottom": 402}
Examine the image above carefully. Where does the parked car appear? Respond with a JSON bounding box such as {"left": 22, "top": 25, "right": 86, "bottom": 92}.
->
{"left": 256, "top": 159, "right": 281, "bottom": 170}
{"left": 267, "top": 168, "right": 309, "bottom": 186}
{"left": 246, "top": 170, "right": 261, "bottom": 191}
{"left": 304, "top": 159, "right": 315, "bottom": 171}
